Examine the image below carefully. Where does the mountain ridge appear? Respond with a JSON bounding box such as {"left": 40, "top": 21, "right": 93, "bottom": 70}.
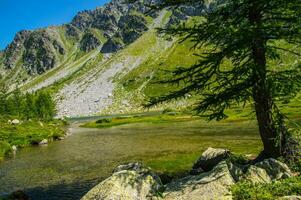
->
{"left": 0, "top": 0, "right": 209, "bottom": 117}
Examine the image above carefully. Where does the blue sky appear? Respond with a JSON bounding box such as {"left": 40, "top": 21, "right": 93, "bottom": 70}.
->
{"left": 0, "top": 0, "right": 109, "bottom": 50}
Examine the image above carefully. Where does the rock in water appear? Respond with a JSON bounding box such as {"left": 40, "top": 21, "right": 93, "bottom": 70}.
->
{"left": 39, "top": 139, "right": 48, "bottom": 145}
{"left": 81, "top": 163, "right": 163, "bottom": 200}
{"left": 12, "top": 145, "right": 18, "bottom": 151}
{"left": 192, "top": 147, "right": 230, "bottom": 172}
{"left": 164, "top": 161, "right": 235, "bottom": 200}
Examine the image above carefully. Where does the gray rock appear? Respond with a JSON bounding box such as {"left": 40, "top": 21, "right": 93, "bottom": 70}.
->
{"left": 80, "top": 32, "right": 101, "bottom": 52}
{"left": 164, "top": 161, "right": 234, "bottom": 200}
{"left": 11, "top": 119, "right": 20, "bottom": 125}
{"left": 100, "top": 37, "right": 124, "bottom": 53}
{"left": 192, "top": 147, "right": 230, "bottom": 172}
{"left": 23, "top": 30, "right": 65, "bottom": 75}
{"left": 227, "top": 161, "right": 243, "bottom": 182}
{"left": 81, "top": 163, "right": 163, "bottom": 200}
{"left": 12, "top": 145, "right": 17, "bottom": 151}
{"left": 254, "top": 158, "right": 293, "bottom": 180}
{"left": 39, "top": 139, "right": 48, "bottom": 145}
{"left": 244, "top": 165, "right": 272, "bottom": 183}
{"left": 65, "top": 24, "right": 81, "bottom": 38}
{"left": 3, "top": 30, "right": 32, "bottom": 69}
{"left": 242, "top": 158, "right": 292, "bottom": 183}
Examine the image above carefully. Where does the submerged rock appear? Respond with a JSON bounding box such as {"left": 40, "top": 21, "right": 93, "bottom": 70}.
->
{"left": 164, "top": 161, "right": 234, "bottom": 200}
{"left": 81, "top": 163, "right": 163, "bottom": 200}
{"left": 192, "top": 147, "right": 230, "bottom": 172}
{"left": 8, "top": 190, "right": 30, "bottom": 200}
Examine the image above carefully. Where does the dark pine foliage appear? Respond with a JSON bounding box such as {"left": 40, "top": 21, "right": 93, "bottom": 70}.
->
{"left": 147, "top": 0, "right": 301, "bottom": 159}
{"left": 0, "top": 83, "right": 56, "bottom": 121}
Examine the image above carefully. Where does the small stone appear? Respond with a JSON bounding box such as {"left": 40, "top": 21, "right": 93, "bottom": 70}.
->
{"left": 39, "top": 139, "right": 48, "bottom": 145}
{"left": 11, "top": 119, "right": 20, "bottom": 125}
{"left": 58, "top": 137, "right": 65, "bottom": 141}
{"left": 12, "top": 145, "right": 17, "bottom": 151}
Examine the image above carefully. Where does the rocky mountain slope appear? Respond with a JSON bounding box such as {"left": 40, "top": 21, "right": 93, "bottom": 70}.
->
{"left": 0, "top": 0, "right": 207, "bottom": 117}
{"left": 1, "top": 0, "right": 299, "bottom": 118}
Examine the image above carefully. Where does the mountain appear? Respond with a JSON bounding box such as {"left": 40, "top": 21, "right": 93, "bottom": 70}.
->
{"left": 0, "top": 0, "right": 210, "bottom": 117}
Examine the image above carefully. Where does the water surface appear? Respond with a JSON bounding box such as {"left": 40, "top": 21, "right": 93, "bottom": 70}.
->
{"left": 0, "top": 120, "right": 261, "bottom": 199}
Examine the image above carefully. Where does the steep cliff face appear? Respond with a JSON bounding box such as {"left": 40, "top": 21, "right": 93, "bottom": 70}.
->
{"left": 3, "top": 30, "right": 32, "bottom": 69}
{"left": 22, "top": 30, "right": 65, "bottom": 75}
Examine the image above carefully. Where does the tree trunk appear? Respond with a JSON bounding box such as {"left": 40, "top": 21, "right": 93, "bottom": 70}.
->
{"left": 249, "top": 1, "right": 282, "bottom": 158}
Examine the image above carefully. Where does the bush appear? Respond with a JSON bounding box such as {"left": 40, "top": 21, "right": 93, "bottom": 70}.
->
{"left": 162, "top": 108, "right": 174, "bottom": 114}
{"left": 228, "top": 154, "right": 249, "bottom": 166}
{"left": 0, "top": 141, "right": 11, "bottom": 159}
{"left": 232, "top": 176, "right": 301, "bottom": 200}
{"left": 96, "top": 118, "right": 112, "bottom": 124}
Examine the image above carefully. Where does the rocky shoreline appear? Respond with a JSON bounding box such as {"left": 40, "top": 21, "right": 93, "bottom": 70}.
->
{"left": 81, "top": 147, "right": 298, "bottom": 200}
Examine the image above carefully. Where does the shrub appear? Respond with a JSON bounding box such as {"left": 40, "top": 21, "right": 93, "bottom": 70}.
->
{"left": 96, "top": 118, "right": 112, "bottom": 124}
{"left": 0, "top": 141, "right": 11, "bottom": 159}
{"left": 232, "top": 176, "right": 301, "bottom": 200}
{"left": 162, "top": 108, "right": 173, "bottom": 114}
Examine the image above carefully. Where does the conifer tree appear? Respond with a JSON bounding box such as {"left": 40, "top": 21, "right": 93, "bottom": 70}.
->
{"left": 148, "top": 0, "right": 301, "bottom": 158}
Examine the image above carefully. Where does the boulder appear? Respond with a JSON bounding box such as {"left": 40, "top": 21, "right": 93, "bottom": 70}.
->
{"left": 244, "top": 165, "right": 272, "bottom": 183}
{"left": 163, "top": 161, "right": 235, "bottom": 200}
{"left": 192, "top": 147, "right": 230, "bottom": 172}
{"left": 227, "top": 161, "right": 243, "bottom": 182}
{"left": 81, "top": 163, "right": 163, "bottom": 200}
{"left": 242, "top": 158, "right": 292, "bottom": 183}
{"left": 39, "top": 139, "right": 48, "bottom": 145}
{"left": 254, "top": 158, "right": 292, "bottom": 180}
{"left": 11, "top": 119, "right": 20, "bottom": 125}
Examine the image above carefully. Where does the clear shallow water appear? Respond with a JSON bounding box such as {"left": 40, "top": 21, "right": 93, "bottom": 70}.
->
{"left": 0, "top": 120, "right": 261, "bottom": 200}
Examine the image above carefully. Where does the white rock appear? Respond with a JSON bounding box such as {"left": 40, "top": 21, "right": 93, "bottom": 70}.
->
{"left": 39, "top": 139, "right": 48, "bottom": 145}
{"left": 11, "top": 119, "right": 20, "bottom": 125}
{"left": 12, "top": 145, "right": 17, "bottom": 151}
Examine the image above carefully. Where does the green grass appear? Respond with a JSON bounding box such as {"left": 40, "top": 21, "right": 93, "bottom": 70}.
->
{"left": 232, "top": 176, "right": 301, "bottom": 200}
{"left": 81, "top": 113, "right": 200, "bottom": 128}
{"left": 0, "top": 141, "right": 11, "bottom": 161}
{"left": 0, "top": 118, "right": 66, "bottom": 161}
